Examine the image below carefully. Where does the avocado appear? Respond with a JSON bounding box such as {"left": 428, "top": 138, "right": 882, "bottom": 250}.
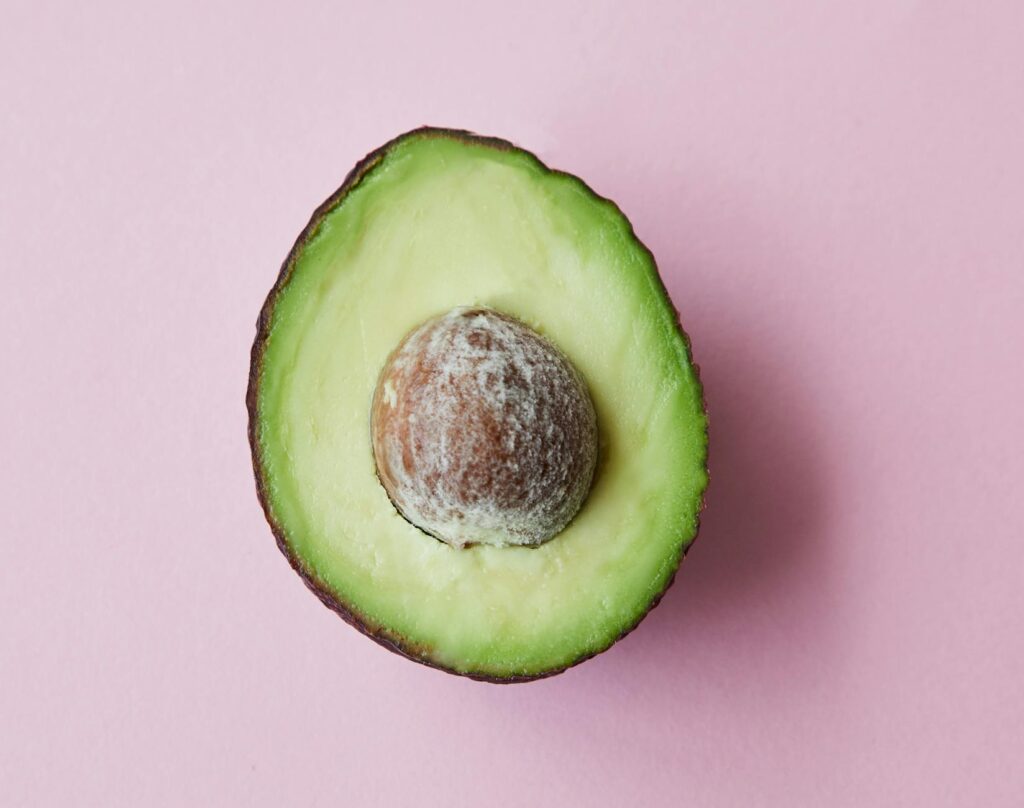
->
{"left": 247, "top": 128, "right": 708, "bottom": 682}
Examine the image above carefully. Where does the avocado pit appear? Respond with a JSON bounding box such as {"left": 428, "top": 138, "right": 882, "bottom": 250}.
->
{"left": 370, "top": 306, "right": 598, "bottom": 548}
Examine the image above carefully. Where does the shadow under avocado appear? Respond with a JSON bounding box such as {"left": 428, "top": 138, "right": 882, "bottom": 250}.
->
{"left": 570, "top": 305, "right": 833, "bottom": 687}
{"left": 672, "top": 326, "right": 829, "bottom": 623}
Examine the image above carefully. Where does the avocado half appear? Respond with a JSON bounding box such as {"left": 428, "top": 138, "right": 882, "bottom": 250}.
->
{"left": 247, "top": 127, "right": 708, "bottom": 682}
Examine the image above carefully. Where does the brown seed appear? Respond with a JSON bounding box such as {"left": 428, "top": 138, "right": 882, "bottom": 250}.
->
{"left": 370, "top": 307, "right": 598, "bottom": 547}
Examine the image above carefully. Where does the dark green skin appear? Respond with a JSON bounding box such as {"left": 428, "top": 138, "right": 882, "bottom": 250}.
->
{"left": 247, "top": 127, "right": 708, "bottom": 683}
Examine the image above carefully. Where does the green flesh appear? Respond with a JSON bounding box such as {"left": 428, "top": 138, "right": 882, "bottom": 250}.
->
{"left": 252, "top": 130, "right": 708, "bottom": 679}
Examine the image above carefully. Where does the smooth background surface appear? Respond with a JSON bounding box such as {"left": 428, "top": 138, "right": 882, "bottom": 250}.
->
{"left": 3, "top": 2, "right": 1023, "bottom": 805}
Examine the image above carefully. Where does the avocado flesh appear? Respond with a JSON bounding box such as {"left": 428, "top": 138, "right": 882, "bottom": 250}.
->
{"left": 250, "top": 129, "right": 708, "bottom": 680}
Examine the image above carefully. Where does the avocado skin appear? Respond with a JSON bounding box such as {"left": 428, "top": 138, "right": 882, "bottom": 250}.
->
{"left": 246, "top": 127, "right": 708, "bottom": 683}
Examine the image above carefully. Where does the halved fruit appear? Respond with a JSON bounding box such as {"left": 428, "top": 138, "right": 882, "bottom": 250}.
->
{"left": 247, "top": 128, "right": 708, "bottom": 682}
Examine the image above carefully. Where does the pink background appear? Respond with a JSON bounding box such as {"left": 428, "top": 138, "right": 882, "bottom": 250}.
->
{"left": 3, "top": 2, "right": 1023, "bottom": 805}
